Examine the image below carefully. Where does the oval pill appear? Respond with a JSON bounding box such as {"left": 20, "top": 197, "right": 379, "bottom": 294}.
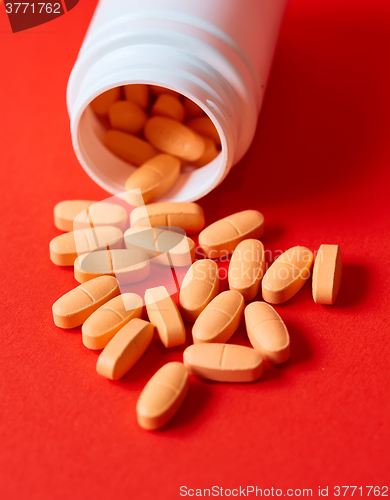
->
{"left": 54, "top": 200, "right": 97, "bottom": 232}
{"left": 192, "top": 290, "right": 244, "bottom": 344}
{"left": 262, "top": 246, "right": 314, "bottom": 304}
{"left": 130, "top": 202, "right": 205, "bottom": 235}
{"left": 49, "top": 226, "right": 123, "bottom": 266}
{"left": 136, "top": 362, "right": 189, "bottom": 430}
{"left": 198, "top": 210, "right": 265, "bottom": 258}
{"left": 186, "top": 116, "right": 221, "bottom": 147}
{"left": 73, "top": 201, "right": 128, "bottom": 232}
{"left": 104, "top": 130, "right": 158, "bottom": 166}
{"left": 183, "top": 343, "right": 263, "bottom": 382}
{"left": 144, "top": 116, "right": 205, "bottom": 162}
{"left": 74, "top": 249, "right": 150, "bottom": 284}
{"left": 179, "top": 259, "right": 219, "bottom": 323}
{"left": 124, "top": 84, "right": 150, "bottom": 109}
{"left": 82, "top": 293, "right": 143, "bottom": 350}
{"left": 145, "top": 286, "right": 186, "bottom": 348}
{"left": 96, "top": 318, "right": 154, "bottom": 380}
{"left": 108, "top": 100, "right": 148, "bottom": 135}
{"left": 228, "top": 239, "right": 265, "bottom": 301}
{"left": 312, "top": 244, "right": 342, "bottom": 305}
{"left": 190, "top": 136, "right": 219, "bottom": 168}
{"left": 124, "top": 226, "right": 195, "bottom": 267}
{"left": 151, "top": 94, "right": 185, "bottom": 122}
{"left": 245, "top": 301, "right": 290, "bottom": 364}
{"left": 52, "top": 276, "right": 120, "bottom": 329}
{"left": 90, "top": 87, "right": 121, "bottom": 116}
{"left": 125, "top": 154, "right": 181, "bottom": 206}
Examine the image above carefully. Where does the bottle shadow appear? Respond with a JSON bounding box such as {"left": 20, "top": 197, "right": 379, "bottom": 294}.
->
{"left": 200, "top": 4, "right": 389, "bottom": 211}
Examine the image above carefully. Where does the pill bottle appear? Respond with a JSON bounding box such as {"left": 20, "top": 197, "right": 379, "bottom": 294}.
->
{"left": 67, "top": 0, "right": 287, "bottom": 202}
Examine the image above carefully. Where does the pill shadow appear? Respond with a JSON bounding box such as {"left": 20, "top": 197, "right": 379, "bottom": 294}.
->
{"left": 165, "top": 378, "right": 213, "bottom": 431}
{"left": 261, "top": 363, "right": 286, "bottom": 384}
{"left": 118, "top": 321, "right": 194, "bottom": 387}
{"left": 333, "top": 263, "right": 370, "bottom": 308}
{"left": 117, "top": 337, "right": 179, "bottom": 387}
{"left": 289, "top": 323, "right": 312, "bottom": 367}
{"left": 115, "top": 354, "right": 157, "bottom": 387}
{"left": 228, "top": 322, "right": 250, "bottom": 347}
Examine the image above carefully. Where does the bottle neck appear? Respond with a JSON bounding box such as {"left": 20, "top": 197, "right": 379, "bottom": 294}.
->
{"left": 67, "top": 27, "right": 258, "bottom": 201}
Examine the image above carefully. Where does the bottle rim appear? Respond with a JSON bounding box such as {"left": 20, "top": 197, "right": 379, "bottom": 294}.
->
{"left": 68, "top": 45, "right": 241, "bottom": 202}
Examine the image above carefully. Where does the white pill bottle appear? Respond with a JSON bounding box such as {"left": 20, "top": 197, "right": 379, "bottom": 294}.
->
{"left": 67, "top": 0, "right": 287, "bottom": 202}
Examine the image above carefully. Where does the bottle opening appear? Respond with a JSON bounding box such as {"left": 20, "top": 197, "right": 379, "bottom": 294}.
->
{"left": 76, "top": 84, "right": 228, "bottom": 203}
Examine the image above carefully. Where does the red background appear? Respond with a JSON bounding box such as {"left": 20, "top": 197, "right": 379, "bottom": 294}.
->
{"left": 1, "top": 0, "right": 389, "bottom": 498}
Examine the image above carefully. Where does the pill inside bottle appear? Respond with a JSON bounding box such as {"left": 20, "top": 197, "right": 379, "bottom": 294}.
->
{"left": 82, "top": 84, "right": 223, "bottom": 204}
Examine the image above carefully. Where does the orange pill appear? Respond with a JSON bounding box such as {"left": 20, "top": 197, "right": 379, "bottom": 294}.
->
{"left": 50, "top": 226, "right": 123, "bottom": 266}
{"left": 144, "top": 116, "right": 205, "bottom": 162}
{"left": 82, "top": 293, "right": 143, "bottom": 350}
{"left": 54, "top": 200, "right": 97, "bottom": 232}
{"left": 108, "top": 100, "right": 148, "bottom": 135}
{"left": 199, "top": 210, "right": 265, "bottom": 259}
{"left": 136, "top": 362, "right": 189, "bottom": 430}
{"left": 145, "top": 286, "right": 186, "bottom": 348}
{"left": 228, "top": 239, "right": 265, "bottom": 301}
{"left": 72, "top": 202, "right": 128, "bottom": 233}
{"left": 262, "top": 246, "right": 314, "bottom": 304}
{"left": 183, "top": 97, "right": 204, "bottom": 119}
{"left": 192, "top": 290, "right": 244, "bottom": 344}
{"left": 72, "top": 201, "right": 128, "bottom": 233}
{"left": 104, "top": 130, "right": 158, "bottom": 166}
{"left": 245, "top": 301, "right": 290, "bottom": 364}
{"left": 125, "top": 154, "right": 181, "bottom": 206}
{"left": 123, "top": 83, "right": 150, "bottom": 109}
{"left": 190, "top": 136, "right": 219, "bottom": 168}
{"left": 52, "top": 276, "right": 120, "bottom": 329}
{"left": 90, "top": 87, "right": 121, "bottom": 116}
{"left": 151, "top": 93, "right": 186, "bottom": 122}
{"left": 153, "top": 228, "right": 195, "bottom": 267}
{"left": 179, "top": 259, "right": 219, "bottom": 323}
{"left": 183, "top": 343, "right": 263, "bottom": 382}
{"left": 74, "top": 248, "right": 150, "bottom": 284}
{"left": 186, "top": 116, "right": 221, "bottom": 148}
{"left": 312, "top": 244, "right": 342, "bottom": 305}
{"left": 124, "top": 84, "right": 150, "bottom": 109}
{"left": 130, "top": 202, "right": 205, "bottom": 235}
{"left": 96, "top": 318, "right": 154, "bottom": 380}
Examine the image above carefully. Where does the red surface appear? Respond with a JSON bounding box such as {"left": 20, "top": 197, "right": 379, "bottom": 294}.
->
{"left": 1, "top": 0, "right": 390, "bottom": 498}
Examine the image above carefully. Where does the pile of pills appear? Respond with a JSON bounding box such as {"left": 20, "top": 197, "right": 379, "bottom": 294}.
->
{"left": 50, "top": 200, "right": 342, "bottom": 431}
{"left": 90, "top": 85, "right": 221, "bottom": 205}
